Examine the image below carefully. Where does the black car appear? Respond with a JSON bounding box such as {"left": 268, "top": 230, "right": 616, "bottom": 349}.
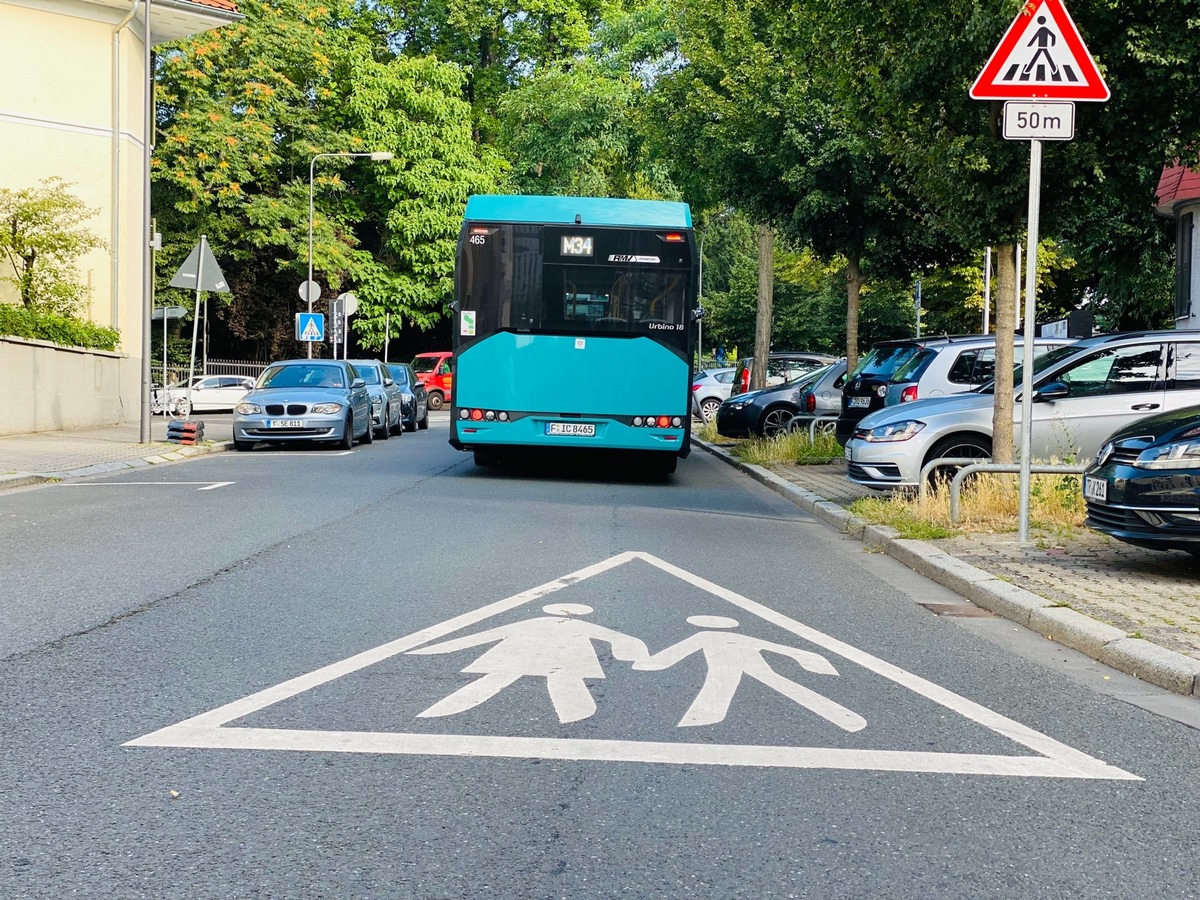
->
{"left": 1083, "top": 405, "right": 1200, "bottom": 555}
{"left": 835, "top": 338, "right": 938, "bottom": 446}
{"left": 716, "top": 365, "right": 835, "bottom": 438}
{"left": 729, "top": 351, "right": 837, "bottom": 397}
{"left": 386, "top": 362, "right": 430, "bottom": 431}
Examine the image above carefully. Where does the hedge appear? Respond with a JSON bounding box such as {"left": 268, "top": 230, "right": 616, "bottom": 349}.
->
{"left": 0, "top": 304, "right": 121, "bottom": 351}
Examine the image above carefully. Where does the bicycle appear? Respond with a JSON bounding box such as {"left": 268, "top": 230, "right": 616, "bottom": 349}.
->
{"left": 150, "top": 386, "right": 191, "bottom": 419}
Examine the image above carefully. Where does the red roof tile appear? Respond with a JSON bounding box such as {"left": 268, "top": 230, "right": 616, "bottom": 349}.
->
{"left": 180, "top": 0, "right": 239, "bottom": 12}
{"left": 1155, "top": 164, "right": 1200, "bottom": 217}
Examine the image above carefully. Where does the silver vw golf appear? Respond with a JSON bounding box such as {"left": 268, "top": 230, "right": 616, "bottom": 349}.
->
{"left": 845, "top": 331, "right": 1200, "bottom": 490}
{"left": 232, "top": 359, "right": 373, "bottom": 451}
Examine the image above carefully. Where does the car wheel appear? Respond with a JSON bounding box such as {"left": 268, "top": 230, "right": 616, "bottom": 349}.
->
{"left": 338, "top": 415, "right": 354, "bottom": 450}
{"left": 418, "top": 409, "right": 429, "bottom": 430}
{"left": 361, "top": 412, "right": 374, "bottom": 444}
{"left": 427, "top": 391, "right": 444, "bottom": 411}
{"left": 700, "top": 398, "right": 722, "bottom": 421}
{"left": 391, "top": 407, "right": 404, "bottom": 435}
{"left": 377, "top": 406, "right": 390, "bottom": 440}
{"left": 759, "top": 406, "right": 797, "bottom": 438}
{"left": 923, "top": 435, "right": 992, "bottom": 487}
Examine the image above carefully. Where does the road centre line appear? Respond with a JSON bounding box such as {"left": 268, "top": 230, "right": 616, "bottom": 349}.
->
{"left": 126, "top": 551, "right": 1139, "bottom": 780}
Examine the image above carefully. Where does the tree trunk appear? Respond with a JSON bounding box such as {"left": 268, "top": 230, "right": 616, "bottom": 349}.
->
{"left": 751, "top": 224, "right": 774, "bottom": 391}
{"left": 992, "top": 243, "right": 1016, "bottom": 465}
{"left": 845, "top": 253, "right": 863, "bottom": 372}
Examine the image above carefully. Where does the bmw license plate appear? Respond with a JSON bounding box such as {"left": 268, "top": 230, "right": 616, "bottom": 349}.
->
{"left": 546, "top": 422, "right": 595, "bottom": 437}
{"left": 1083, "top": 475, "right": 1108, "bottom": 502}
{"left": 268, "top": 419, "right": 304, "bottom": 428}
{"left": 849, "top": 396, "right": 870, "bottom": 408}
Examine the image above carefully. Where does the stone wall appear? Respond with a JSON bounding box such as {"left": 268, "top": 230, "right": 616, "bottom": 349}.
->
{"left": 0, "top": 337, "right": 138, "bottom": 435}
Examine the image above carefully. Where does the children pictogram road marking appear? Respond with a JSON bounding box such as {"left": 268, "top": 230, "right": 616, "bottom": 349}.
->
{"left": 126, "top": 552, "right": 1138, "bottom": 780}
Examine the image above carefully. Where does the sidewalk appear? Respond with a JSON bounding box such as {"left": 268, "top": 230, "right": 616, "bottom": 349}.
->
{"left": 3, "top": 421, "right": 1198, "bottom": 699}
{"left": 0, "top": 417, "right": 232, "bottom": 490}
{"left": 697, "top": 441, "right": 1200, "bottom": 700}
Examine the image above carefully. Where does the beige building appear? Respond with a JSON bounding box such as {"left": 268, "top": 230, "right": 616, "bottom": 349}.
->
{"left": 0, "top": 0, "right": 238, "bottom": 433}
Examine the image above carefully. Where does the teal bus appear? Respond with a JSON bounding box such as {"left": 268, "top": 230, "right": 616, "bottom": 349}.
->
{"left": 449, "top": 195, "right": 701, "bottom": 474}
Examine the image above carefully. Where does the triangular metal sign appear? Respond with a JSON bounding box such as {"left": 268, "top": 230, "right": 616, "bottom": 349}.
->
{"left": 971, "top": 0, "right": 1109, "bottom": 102}
{"left": 169, "top": 239, "right": 231, "bottom": 293}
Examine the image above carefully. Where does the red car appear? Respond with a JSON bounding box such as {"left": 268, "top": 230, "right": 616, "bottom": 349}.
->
{"left": 412, "top": 351, "right": 453, "bottom": 410}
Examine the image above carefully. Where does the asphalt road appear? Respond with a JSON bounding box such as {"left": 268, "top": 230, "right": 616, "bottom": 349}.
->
{"left": 2, "top": 422, "right": 1198, "bottom": 899}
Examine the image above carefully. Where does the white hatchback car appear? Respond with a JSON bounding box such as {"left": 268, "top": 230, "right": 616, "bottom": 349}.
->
{"left": 846, "top": 330, "right": 1200, "bottom": 490}
{"left": 161, "top": 374, "right": 255, "bottom": 415}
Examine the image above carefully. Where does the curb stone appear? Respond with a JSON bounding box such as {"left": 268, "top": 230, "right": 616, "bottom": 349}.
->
{"left": 697, "top": 437, "right": 1200, "bottom": 698}
{"left": 0, "top": 440, "right": 232, "bottom": 492}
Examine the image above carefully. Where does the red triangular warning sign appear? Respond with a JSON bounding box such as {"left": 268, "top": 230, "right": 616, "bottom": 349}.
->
{"left": 971, "top": 0, "right": 1109, "bottom": 102}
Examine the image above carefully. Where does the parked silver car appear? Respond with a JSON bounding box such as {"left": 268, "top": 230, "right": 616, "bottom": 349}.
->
{"left": 691, "top": 366, "right": 736, "bottom": 420}
{"left": 232, "top": 360, "right": 372, "bottom": 451}
{"left": 347, "top": 358, "right": 404, "bottom": 439}
{"left": 159, "top": 374, "right": 255, "bottom": 415}
{"left": 845, "top": 331, "right": 1200, "bottom": 490}
{"left": 883, "top": 335, "right": 1074, "bottom": 407}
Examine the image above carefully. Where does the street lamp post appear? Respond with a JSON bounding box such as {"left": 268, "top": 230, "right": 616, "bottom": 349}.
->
{"left": 307, "top": 150, "right": 393, "bottom": 357}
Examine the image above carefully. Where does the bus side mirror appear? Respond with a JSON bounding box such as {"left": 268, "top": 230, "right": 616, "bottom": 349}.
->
{"left": 691, "top": 306, "right": 706, "bottom": 322}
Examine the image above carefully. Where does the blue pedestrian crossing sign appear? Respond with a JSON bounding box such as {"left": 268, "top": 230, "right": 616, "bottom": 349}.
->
{"left": 296, "top": 313, "right": 325, "bottom": 342}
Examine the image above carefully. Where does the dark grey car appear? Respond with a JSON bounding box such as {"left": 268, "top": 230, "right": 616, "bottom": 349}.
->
{"left": 386, "top": 363, "right": 430, "bottom": 431}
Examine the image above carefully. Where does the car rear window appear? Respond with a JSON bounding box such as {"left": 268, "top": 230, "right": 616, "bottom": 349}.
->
{"left": 854, "top": 345, "right": 922, "bottom": 378}
{"left": 892, "top": 348, "right": 937, "bottom": 383}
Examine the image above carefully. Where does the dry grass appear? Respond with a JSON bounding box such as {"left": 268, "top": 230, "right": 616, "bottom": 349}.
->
{"left": 704, "top": 426, "right": 1087, "bottom": 540}
{"left": 849, "top": 471, "right": 1087, "bottom": 540}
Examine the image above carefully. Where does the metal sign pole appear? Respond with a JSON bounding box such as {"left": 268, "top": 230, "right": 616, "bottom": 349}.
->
{"left": 185, "top": 235, "right": 206, "bottom": 415}
{"left": 1018, "top": 140, "right": 1042, "bottom": 543}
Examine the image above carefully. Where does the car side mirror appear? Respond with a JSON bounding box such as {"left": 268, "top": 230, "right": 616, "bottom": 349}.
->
{"left": 352, "top": 378, "right": 366, "bottom": 389}
{"left": 1034, "top": 380, "right": 1069, "bottom": 401}
{"left": 384, "top": 378, "right": 393, "bottom": 386}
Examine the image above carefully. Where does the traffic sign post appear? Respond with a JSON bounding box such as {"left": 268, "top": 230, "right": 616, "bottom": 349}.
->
{"left": 299, "top": 280, "right": 323, "bottom": 358}
{"left": 971, "top": 0, "right": 1108, "bottom": 544}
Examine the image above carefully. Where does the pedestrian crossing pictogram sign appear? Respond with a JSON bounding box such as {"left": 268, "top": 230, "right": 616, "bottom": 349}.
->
{"left": 295, "top": 312, "right": 325, "bottom": 342}
{"left": 971, "top": 0, "right": 1109, "bottom": 102}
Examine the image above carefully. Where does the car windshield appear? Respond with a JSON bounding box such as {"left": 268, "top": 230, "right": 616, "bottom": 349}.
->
{"left": 978, "top": 344, "right": 1082, "bottom": 394}
{"left": 259, "top": 364, "right": 344, "bottom": 389}
{"left": 387, "top": 366, "right": 409, "bottom": 385}
{"left": 412, "top": 357, "right": 441, "bottom": 374}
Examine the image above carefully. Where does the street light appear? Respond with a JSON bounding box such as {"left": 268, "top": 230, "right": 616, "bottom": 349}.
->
{"left": 306, "top": 150, "right": 393, "bottom": 357}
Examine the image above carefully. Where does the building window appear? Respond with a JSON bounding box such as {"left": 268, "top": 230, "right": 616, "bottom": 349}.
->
{"left": 1177, "top": 211, "right": 1193, "bottom": 322}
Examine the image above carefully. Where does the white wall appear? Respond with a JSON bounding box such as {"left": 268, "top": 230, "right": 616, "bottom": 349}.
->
{"left": 0, "top": 337, "right": 136, "bottom": 435}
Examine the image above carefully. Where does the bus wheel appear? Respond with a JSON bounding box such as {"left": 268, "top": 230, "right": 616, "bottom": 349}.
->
{"left": 474, "top": 449, "right": 499, "bottom": 467}
{"left": 656, "top": 453, "right": 678, "bottom": 475}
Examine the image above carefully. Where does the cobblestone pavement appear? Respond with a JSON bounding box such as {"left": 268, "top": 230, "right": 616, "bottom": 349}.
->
{"left": 767, "top": 458, "right": 1200, "bottom": 663}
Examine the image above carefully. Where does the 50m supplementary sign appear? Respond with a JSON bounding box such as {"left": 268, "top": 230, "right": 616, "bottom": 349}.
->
{"left": 1003, "top": 101, "right": 1075, "bottom": 140}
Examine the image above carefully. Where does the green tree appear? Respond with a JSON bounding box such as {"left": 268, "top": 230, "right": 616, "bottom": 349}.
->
{"left": 153, "top": 0, "right": 503, "bottom": 359}
{"left": 0, "top": 177, "right": 104, "bottom": 313}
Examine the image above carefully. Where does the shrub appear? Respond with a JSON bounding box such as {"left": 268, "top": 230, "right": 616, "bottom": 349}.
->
{"left": 0, "top": 304, "right": 120, "bottom": 351}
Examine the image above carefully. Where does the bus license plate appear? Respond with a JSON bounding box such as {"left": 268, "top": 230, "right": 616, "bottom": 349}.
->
{"left": 546, "top": 422, "right": 595, "bottom": 437}
{"left": 268, "top": 419, "right": 304, "bottom": 428}
{"left": 1083, "top": 475, "right": 1107, "bottom": 502}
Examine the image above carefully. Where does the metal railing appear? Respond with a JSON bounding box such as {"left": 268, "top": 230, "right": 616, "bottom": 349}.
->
{"left": 917, "top": 457, "right": 1088, "bottom": 524}
{"left": 154, "top": 359, "right": 268, "bottom": 387}
{"left": 785, "top": 414, "right": 838, "bottom": 441}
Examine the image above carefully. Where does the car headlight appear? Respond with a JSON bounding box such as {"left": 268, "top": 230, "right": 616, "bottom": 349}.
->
{"left": 724, "top": 398, "right": 751, "bottom": 410}
{"left": 1137, "top": 440, "right": 1200, "bottom": 469}
{"left": 235, "top": 402, "right": 262, "bottom": 415}
{"left": 311, "top": 402, "right": 343, "bottom": 415}
{"left": 861, "top": 420, "right": 925, "bottom": 442}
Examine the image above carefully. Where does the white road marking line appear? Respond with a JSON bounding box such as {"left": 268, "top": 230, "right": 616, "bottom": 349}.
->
{"left": 57, "top": 481, "right": 235, "bottom": 490}
{"left": 124, "top": 551, "right": 1140, "bottom": 780}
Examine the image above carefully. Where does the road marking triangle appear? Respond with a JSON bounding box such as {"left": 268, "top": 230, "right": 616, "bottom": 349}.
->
{"left": 125, "top": 552, "right": 1137, "bottom": 779}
